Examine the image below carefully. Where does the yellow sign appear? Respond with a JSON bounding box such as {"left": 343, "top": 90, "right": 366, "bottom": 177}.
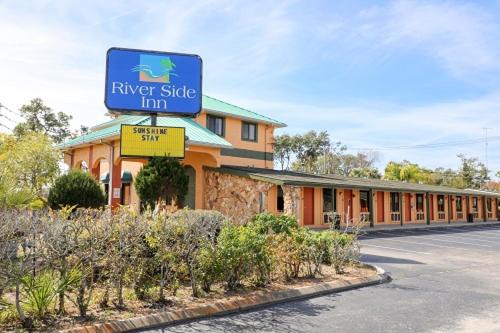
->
{"left": 120, "top": 125, "right": 185, "bottom": 158}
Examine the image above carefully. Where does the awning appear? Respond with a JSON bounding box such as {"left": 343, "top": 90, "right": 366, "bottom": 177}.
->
{"left": 100, "top": 170, "right": 132, "bottom": 184}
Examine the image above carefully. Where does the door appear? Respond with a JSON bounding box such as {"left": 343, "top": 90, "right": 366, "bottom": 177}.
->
{"left": 405, "top": 193, "right": 411, "bottom": 222}
{"left": 377, "top": 191, "right": 385, "bottom": 222}
{"left": 303, "top": 187, "right": 314, "bottom": 225}
{"left": 344, "top": 189, "right": 353, "bottom": 222}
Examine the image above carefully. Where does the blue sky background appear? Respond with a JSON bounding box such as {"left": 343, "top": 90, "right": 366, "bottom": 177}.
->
{"left": 1, "top": 0, "right": 500, "bottom": 176}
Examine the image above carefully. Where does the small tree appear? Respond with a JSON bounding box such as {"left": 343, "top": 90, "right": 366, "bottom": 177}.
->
{"left": 135, "top": 157, "right": 188, "bottom": 208}
{"left": 0, "top": 132, "right": 60, "bottom": 202}
{"left": 48, "top": 170, "right": 106, "bottom": 209}
{"left": 13, "top": 98, "right": 72, "bottom": 144}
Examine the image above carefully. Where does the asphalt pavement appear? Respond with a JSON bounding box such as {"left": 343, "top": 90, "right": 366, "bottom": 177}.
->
{"left": 140, "top": 223, "right": 500, "bottom": 333}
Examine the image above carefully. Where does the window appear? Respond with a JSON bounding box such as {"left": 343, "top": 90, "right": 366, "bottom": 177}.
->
{"left": 390, "top": 192, "right": 400, "bottom": 212}
{"left": 207, "top": 115, "right": 225, "bottom": 136}
{"left": 416, "top": 193, "right": 424, "bottom": 211}
{"left": 323, "top": 188, "right": 335, "bottom": 212}
{"left": 242, "top": 122, "right": 257, "bottom": 141}
{"left": 277, "top": 186, "right": 284, "bottom": 212}
{"left": 456, "top": 196, "right": 462, "bottom": 212}
{"left": 472, "top": 197, "right": 478, "bottom": 212}
{"left": 360, "top": 190, "right": 369, "bottom": 213}
{"left": 437, "top": 195, "right": 445, "bottom": 212}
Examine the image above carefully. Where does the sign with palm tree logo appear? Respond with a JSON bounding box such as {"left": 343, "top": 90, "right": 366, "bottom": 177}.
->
{"left": 105, "top": 48, "right": 202, "bottom": 116}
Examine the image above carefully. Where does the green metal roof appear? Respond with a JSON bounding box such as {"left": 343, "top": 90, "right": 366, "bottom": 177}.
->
{"left": 202, "top": 95, "right": 286, "bottom": 127}
{"left": 57, "top": 115, "right": 231, "bottom": 149}
{"left": 59, "top": 95, "right": 284, "bottom": 149}
{"left": 215, "top": 166, "right": 500, "bottom": 198}
{"left": 137, "top": 116, "right": 231, "bottom": 148}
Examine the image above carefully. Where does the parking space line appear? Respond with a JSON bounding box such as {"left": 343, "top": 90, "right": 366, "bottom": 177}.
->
{"left": 439, "top": 229, "right": 500, "bottom": 240}
{"left": 426, "top": 230, "right": 500, "bottom": 243}
{"left": 383, "top": 230, "right": 493, "bottom": 248}
{"left": 364, "top": 236, "right": 476, "bottom": 251}
{"left": 362, "top": 243, "right": 431, "bottom": 255}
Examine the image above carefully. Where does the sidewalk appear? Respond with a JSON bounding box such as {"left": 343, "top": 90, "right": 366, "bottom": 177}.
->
{"left": 361, "top": 220, "right": 500, "bottom": 233}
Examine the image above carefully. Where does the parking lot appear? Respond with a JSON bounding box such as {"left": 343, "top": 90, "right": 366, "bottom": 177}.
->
{"left": 143, "top": 223, "right": 500, "bottom": 333}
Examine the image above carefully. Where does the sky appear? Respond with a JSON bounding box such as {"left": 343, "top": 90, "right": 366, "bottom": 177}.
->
{"left": 1, "top": 0, "right": 500, "bottom": 176}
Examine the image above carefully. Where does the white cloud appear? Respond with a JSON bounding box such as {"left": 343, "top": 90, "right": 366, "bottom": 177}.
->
{"left": 354, "top": 1, "right": 500, "bottom": 77}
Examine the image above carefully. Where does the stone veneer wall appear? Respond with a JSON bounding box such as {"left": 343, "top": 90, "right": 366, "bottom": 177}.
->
{"left": 204, "top": 169, "right": 273, "bottom": 224}
{"left": 283, "top": 185, "right": 301, "bottom": 218}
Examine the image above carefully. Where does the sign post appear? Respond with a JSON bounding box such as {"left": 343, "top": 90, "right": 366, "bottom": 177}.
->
{"left": 104, "top": 47, "right": 202, "bottom": 209}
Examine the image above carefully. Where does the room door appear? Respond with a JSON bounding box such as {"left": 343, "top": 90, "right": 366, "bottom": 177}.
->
{"left": 303, "top": 187, "right": 314, "bottom": 225}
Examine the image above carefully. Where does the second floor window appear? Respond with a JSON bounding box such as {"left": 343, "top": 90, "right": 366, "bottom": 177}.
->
{"left": 207, "top": 115, "right": 225, "bottom": 136}
{"left": 242, "top": 122, "right": 257, "bottom": 142}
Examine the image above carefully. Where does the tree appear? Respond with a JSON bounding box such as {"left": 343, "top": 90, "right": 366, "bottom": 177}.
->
{"left": 13, "top": 98, "right": 72, "bottom": 143}
{"left": 293, "top": 131, "right": 331, "bottom": 172}
{"left": 273, "top": 134, "right": 294, "bottom": 170}
{"left": 349, "top": 167, "right": 382, "bottom": 179}
{"left": 384, "top": 160, "right": 431, "bottom": 183}
{"left": 0, "top": 132, "right": 60, "bottom": 202}
{"left": 48, "top": 170, "right": 106, "bottom": 209}
{"left": 457, "top": 154, "right": 489, "bottom": 189}
{"left": 135, "top": 157, "right": 189, "bottom": 208}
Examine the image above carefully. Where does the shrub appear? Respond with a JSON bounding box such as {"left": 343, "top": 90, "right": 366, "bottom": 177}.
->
{"left": 21, "top": 272, "right": 58, "bottom": 319}
{"left": 135, "top": 157, "right": 188, "bottom": 209}
{"left": 166, "top": 210, "right": 225, "bottom": 297}
{"left": 330, "top": 231, "right": 360, "bottom": 274}
{"left": 215, "top": 223, "right": 270, "bottom": 289}
{"left": 48, "top": 170, "right": 106, "bottom": 209}
{"left": 249, "top": 213, "right": 298, "bottom": 235}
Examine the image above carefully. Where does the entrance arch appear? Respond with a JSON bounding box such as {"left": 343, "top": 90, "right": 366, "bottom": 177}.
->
{"left": 184, "top": 165, "right": 196, "bottom": 209}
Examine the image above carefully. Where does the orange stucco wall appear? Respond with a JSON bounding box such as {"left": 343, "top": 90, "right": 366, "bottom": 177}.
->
{"left": 195, "top": 111, "right": 275, "bottom": 168}
{"left": 287, "top": 187, "right": 500, "bottom": 228}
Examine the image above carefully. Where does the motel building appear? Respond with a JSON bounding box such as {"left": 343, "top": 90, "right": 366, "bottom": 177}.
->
{"left": 59, "top": 95, "right": 500, "bottom": 228}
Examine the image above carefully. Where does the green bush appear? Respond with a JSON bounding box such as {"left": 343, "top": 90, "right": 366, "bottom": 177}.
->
{"left": 48, "top": 170, "right": 106, "bottom": 209}
{"left": 249, "top": 213, "right": 298, "bottom": 235}
{"left": 135, "top": 157, "right": 188, "bottom": 209}
{"left": 215, "top": 223, "right": 270, "bottom": 289}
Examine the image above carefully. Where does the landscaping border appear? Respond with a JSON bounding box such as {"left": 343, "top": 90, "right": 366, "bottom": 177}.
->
{"left": 60, "top": 265, "right": 390, "bottom": 333}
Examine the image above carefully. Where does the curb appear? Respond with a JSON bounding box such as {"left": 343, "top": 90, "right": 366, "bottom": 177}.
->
{"left": 361, "top": 221, "right": 500, "bottom": 233}
{"left": 60, "top": 265, "right": 390, "bottom": 333}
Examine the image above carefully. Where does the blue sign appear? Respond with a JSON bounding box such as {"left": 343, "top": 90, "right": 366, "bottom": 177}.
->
{"left": 105, "top": 48, "right": 202, "bottom": 116}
